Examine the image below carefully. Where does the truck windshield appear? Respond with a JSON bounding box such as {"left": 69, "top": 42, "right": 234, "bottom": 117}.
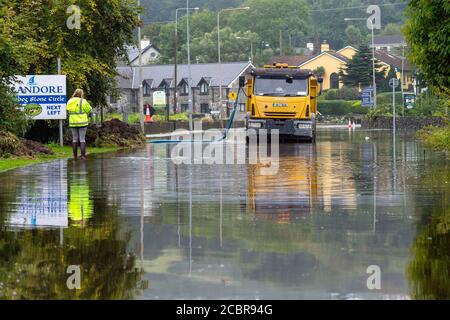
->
{"left": 254, "top": 76, "right": 308, "bottom": 97}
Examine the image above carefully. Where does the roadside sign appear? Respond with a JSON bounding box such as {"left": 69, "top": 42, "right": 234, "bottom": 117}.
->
{"left": 389, "top": 78, "right": 400, "bottom": 88}
{"left": 229, "top": 91, "right": 237, "bottom": 101}
{"left": 153, "top": 90, "right": 166, "bottom": 107}
{"left": 403, "top": 92, "right": 416, "bottom": 109}
{"left": 13, "top": 75, "right": 67, "bottom": 120}
{"left": 361, "top": 87, "right": 374, "bottom": 107}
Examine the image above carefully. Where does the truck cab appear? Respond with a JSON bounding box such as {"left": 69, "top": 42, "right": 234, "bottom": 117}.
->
{"left": 244, "top": 64, "right": 322, "bottom": 142}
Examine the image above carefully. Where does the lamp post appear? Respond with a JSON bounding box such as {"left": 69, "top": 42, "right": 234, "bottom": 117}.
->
{"left": 174, "top": 7, "right": 199, "bottom": 115}
{"left": 344, "top": 17, "right": 377, "bottom": 109}
{"left": 236, "top": 36, "right": 253, "bottom": 62}
{"left": 137, "top": 0, "right": 144, "bottom": 132}
{"left": 217, "top": 7, "right": 250, "bottom": 111}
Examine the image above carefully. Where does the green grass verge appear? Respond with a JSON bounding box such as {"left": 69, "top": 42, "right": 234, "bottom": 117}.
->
{"left": 0, "top": 145, "right": 120, "bottom": 173}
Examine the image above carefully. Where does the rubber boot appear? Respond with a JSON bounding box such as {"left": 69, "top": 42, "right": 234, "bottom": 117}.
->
{"left": 72, "top": 142, "right": 78, "bottom": 160}
{"left": 80, "top": 142, "right": 87, "bottom": 160}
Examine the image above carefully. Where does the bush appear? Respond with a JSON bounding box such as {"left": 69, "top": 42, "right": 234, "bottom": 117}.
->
{"left": 318, "top": 100, "right": 368, "bottom": 116}
{"left": 339, "top": 87, "right": 361, "bottom": 100}
{"left": 323, "top": 89, "right": 339, "bottom": 100}
{"left": 323, "top": 87, "right": 361, "bottom": 101}
{"left": 409, "top": 91, "right": 448, "bottom": 117}
{"left": 417, "top": 125, "right": 450, "bottom": 152}
{"left": 0, "top": 85, "right": 28, "bottom": 136}
{"left": 376, "top": 92, "right": 403, "bottom": 105}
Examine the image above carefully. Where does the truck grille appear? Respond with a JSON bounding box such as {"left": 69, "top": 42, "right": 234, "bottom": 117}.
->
{"left": 264, "top": 112, "right": 297, "bottom": 117}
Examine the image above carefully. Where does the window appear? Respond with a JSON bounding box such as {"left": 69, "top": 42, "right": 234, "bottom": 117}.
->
{"left": 143, "top": 82, "right": 151, "bottom": 96}
{"left": 330, "top": 73, "right": 339, "bottom": 89}
{"left": 239, "top": 103, "right": 246, "bottom": 112}
{"left": 200, "top": 104, "right": 210, "bottom": 114}
{"left": 181, "top": 104, "right": 189, "bottom": 112}
{"left": 180, "top": 82, "right": 189, "bottom": 95}
{"left": 200, "top": 82, "right": 209, "bottom": 94}
{"left": 254, "top": 76, "right": 308, "bottom": 96}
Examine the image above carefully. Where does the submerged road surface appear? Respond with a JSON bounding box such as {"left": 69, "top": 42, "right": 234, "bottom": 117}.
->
{"left": 0, "top": 129, "right": 448, "bottom": 299}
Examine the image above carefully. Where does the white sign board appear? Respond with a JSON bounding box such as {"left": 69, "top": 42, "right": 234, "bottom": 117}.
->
{"left": 153, "top": 90, "right": 167, "bottom": 107}
{"left": 13, "top": 75, "right": 67, "bottom": 120}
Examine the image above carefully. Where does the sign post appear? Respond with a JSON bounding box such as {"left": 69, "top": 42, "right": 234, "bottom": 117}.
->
{"left": 57, "top": 58, "right": 64, "bottom": 147}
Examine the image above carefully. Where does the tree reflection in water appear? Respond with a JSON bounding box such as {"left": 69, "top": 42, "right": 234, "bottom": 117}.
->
{"left": 0, "top": 161, "right": 142, "bottom": 300}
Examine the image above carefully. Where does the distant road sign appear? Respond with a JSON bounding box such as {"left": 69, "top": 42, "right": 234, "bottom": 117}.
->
{"left": 361, "top": 87, "right": 374, "bottom": 107}
{"left": 403, "top": 92, "right": 416, "bottom": 109}
{"left": 153, "top": 91, "right": 166, "bottom": 107}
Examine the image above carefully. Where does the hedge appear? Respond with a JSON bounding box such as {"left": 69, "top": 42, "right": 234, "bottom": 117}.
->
{"left": 318, "top": 100, "right": 368, "bottom": 116}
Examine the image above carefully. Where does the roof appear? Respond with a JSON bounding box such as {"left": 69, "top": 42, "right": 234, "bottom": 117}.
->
{"left": 337, "top": 46, "right": 359, "bottom": 53}
{"left": 126, "top": 43, "right": 160, "bottom": 64}
{"left": 298, "top": 51, "right": 348, "bottom": 67}
{"left": 375, "top": 50, "right": 411, "bottom": 71}
{"left": 373, "top": 35, "right": 405, "bottom": 46}
{"left": 268, "top": 55, "right": 311, "bottom": 66}
{"left": 116, "top": 61, "right": 254, "bottom": 90}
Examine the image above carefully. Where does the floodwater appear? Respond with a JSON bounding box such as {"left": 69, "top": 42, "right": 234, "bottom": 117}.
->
{"left": 0, "top": 129, "right": 448, "bottom": 300}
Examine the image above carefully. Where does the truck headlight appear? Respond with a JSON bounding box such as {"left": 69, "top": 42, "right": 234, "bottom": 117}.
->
{"left": 297, "top": 123, "right": 312, "bottom": 129}
{"left": 249, "top": 122, "right": 262, "bottom": 128}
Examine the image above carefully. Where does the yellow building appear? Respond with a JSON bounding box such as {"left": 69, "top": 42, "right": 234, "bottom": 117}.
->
{"left": 270, "top": 42, "right": 414, "bottom": 91}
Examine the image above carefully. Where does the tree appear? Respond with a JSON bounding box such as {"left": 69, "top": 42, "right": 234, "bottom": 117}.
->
{"left": 380, "top": 65, "right": 398, "bottom": 93}
{"left": 380, "top": 23, "right": 402, "bottom": 36}
{"left": 345, "top": 25, "right": 365, "bottom": 48}
{"left": 339, "top": 44, "right": 386, "bottom": 88}
{"left": 0, "top": 0, "right": 140, "bottom": 125}
{"left": 404, "top": 0, "right": 450, "bottom": 92}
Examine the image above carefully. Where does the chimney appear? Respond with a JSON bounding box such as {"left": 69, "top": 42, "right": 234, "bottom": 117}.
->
{"left": 321, "top": 40, "right": 330, "bottom": 53}
{"left": 141, "top": 36, "right": 150, "bottom": 49}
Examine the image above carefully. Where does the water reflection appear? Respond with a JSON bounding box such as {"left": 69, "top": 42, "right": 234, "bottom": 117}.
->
{"left": 0, "top": 129, "right": 448, "bottom": 299}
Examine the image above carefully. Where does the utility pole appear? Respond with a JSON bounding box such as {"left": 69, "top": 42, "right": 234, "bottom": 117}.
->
{"left": 401, "top": 42, "right": 405, "bottom": 117}
{"left": 279, "top": 30, "right": 282, "bottom": 56}
{"left": 138, "top": 0, "right": 144, "bottom": 133}
{"left": 187, "top": 0, "right": 193, "bottom": 131}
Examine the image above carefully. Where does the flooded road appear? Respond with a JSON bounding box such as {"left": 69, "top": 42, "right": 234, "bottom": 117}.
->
{"left": 0, "top": 129, "right": 448, "bottom": 300}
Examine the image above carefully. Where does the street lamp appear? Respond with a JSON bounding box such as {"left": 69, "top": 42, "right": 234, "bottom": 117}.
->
{"left": 137, "top": 0, "right": 144, "bottom": 132}
{"left": 236, "top": 36, "right": 254, "bottom": 62}
{"left": 344, "top": 17, "right": 377, "bottom": 109}
{"left": 217, "top": 7, "right": 250, "bottom": 109}
{"left": 174, "top": 6, "right": 199, "bottom": 115}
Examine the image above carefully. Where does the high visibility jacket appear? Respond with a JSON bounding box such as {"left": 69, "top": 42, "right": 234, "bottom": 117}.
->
{"left": 67, "top": 97, "right": 92, "bottom": 128}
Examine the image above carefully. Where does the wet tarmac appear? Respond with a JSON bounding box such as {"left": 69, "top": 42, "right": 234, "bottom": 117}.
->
{"left": 0, "top": 129, "right": 448, "bottom": 300}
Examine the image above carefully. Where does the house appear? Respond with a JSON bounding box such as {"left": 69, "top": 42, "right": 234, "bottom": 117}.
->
{"left": 371, "top": 35, "right": 406, "bottom": 52}
{"left": 269, "top": 40, "right": 413, "bottom": 91}
{"left": 119, "top": 37, "right": 161, "bottom": 66}
{"left": 112, "top": 61, "right": 254, "bottom": 118}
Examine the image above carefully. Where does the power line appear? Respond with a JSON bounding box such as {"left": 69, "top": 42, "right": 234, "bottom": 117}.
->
{"left": 310, "top": 2, "right": 407, "bottom": 12}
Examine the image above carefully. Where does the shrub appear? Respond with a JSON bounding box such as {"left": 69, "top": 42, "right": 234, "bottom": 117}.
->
{"left": 339, "top": 87, "right": 361, "bottom": 100}
{"left": 323, "top": 89, "right": 339, "bottom": 100}
{"left": 0, "top": 85, "right": 28, "bottom": 136}
{"left": 417, "top": 125, "right": 450, "bottom": 152}
{"left": 409, "top": 91, "right": 448, "bottom": 117}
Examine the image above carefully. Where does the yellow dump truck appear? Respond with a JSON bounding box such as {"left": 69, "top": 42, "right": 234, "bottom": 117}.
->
{"left": 242, "top": 64, "right": 322, "bottom": 142}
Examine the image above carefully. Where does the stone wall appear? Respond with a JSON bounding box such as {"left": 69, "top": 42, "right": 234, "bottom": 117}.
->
{"left": 361, "top": 117, "right": 447, "bottom": 130}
